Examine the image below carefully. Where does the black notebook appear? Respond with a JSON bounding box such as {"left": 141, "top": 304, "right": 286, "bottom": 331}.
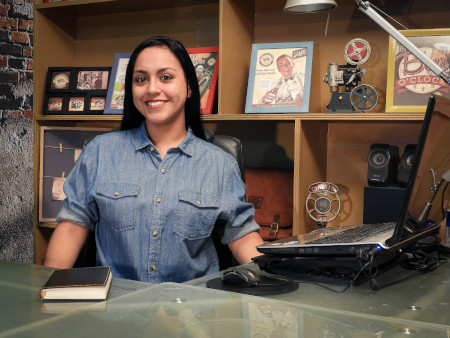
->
{"left": 257, "top": 93, "right": 449, "bottom": 262}
{"left": 40, "top": 266, "right": 112, "bottom": 301}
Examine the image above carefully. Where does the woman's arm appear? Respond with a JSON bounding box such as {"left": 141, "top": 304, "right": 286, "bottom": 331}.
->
{"left": 43, "top": 220, "right": 90, "bottom": 269}
{"left": 228, "top": 231, "right": 264, "bottom": 264}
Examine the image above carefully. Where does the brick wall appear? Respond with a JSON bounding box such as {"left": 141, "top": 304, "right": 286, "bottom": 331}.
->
{"left": 0, "top": 0, "right": 34, "bottom": 263}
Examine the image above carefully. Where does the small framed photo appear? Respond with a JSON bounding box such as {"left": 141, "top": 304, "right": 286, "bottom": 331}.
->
{"left": 67, "top": 94, "right": 86, "bottom": 114}
{"left": 87, "top": 95, "right": 106, "bottom": 113}
{"left": 75, "top": 67, "right": 111, "bottom": 93}
{"left": 104, "top": 53, "right": 131, "bottom": 115}
{"left": 46, "top": 68, "right": 75, "bottom": 92}
{"left": 245, "top": 42, "right": 314, "bottom": 114}
{"left": 187, "top": 47, "right": 219, "bottom": 114}
{"left": 386, "top": 28, "right": 450, "bottom": 113}
{"left": 44, "top": 94, "right": 67, "bottom": 115}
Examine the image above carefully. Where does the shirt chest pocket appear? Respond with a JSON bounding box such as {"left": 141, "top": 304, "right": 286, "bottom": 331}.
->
{"left": 175, "top": 191, "right": 219, "bottom": 240}
{"left": 96, "top": 183, "right": 140, "bottom": 231}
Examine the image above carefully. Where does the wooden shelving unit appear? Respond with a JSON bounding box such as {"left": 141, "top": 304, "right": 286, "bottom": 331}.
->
{"left": 33, "top": 0, "right": 446, "bottom": 264}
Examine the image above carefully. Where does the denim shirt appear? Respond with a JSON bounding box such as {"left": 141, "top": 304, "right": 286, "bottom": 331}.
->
{"left": 56, "top": 123, "right": 260, "bottom": 283}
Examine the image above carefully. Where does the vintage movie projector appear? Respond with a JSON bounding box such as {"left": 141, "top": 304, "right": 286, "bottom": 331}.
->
{"left": 323, "top": 38, "right": 378, "bottom": 113}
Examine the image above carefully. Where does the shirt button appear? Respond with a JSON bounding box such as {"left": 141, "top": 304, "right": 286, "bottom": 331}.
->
{"left": 156, "top": 197, "right": 162, "bottom": 203}
{"left": 151, "top": 264, "right": 156, "bottom": 270}
{"left": 153, "top": 231, "right": 158, "bottom": 237}
{"left": 161, "top": 169, "right": 166, "bottom": 174}
{"left": 196, "top": 200, "right": 201, "bottom": 205}
{"left": 114, "top": 192, "right": 119, "bottom": 196}
{"left": 150, "top": 147, "right": 155, "bottom": 152}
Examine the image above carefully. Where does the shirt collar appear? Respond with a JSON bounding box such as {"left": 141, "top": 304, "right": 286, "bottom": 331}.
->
{"left": 134, "top": 122, "right": 196, "bottom": 157}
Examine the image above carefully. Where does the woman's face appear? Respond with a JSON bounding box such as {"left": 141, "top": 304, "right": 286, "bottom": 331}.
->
{"left": 132, "top": 46, "right": 190, "bottom": 128}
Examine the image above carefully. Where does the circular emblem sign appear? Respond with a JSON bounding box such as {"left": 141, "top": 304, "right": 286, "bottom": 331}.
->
{"left": 259, "top": 53, "right": 274, "bottom": 67}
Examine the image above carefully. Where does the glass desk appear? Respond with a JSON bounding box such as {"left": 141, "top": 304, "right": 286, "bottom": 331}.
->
{"left": 0, "top": 259, "right": 151, "bottom": 337}
{"left": 187, "top": 260, "right": 450, "bottom": 335}
{"left": 1, "top": 259, "right": 449, "bottom": 337}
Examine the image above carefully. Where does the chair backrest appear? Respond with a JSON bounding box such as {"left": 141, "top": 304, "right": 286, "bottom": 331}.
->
{"left": 204, "top": 129, "right": 244, "bottom": 269}
{"left": 204, "top": 128, "right": 245, "bottom": 182}
{"left": 75, "top": 128, "right": 243, "bottom": 270}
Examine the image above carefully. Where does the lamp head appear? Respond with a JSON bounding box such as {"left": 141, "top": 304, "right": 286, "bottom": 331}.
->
{"left": 284, "top": 0, "right": 337, "bottom": 13}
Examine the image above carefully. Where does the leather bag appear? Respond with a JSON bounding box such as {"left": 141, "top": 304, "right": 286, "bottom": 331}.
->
{"left": 245, "top": 168, "right": 293, "bottom": 241}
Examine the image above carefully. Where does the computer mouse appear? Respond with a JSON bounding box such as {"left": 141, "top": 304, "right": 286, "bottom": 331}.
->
{"left": 221, "top": 267, "right": 260, "bottom": 287}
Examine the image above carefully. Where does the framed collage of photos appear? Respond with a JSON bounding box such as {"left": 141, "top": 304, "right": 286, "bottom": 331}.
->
{"left": 44, "top": 67, "right": 111, "bottom": 115}
{"left": 385, "top": 28, "right": 450, "bottom": 113}
{"left": 39, "top": 126, "right": 110, "bottom": 222}
{"left": 245, "top": 41, "right": 314, "bottom": 114}
{"left": 187, "top": 47, "right": 219, "bottom": 114}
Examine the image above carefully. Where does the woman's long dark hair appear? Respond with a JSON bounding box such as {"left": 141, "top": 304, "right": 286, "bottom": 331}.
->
{"left": 120, "top": 36, "right": 205, "bottom": 140}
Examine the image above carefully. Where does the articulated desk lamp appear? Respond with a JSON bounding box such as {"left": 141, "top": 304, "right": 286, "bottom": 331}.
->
{"left": 283, "top": 0, "right": 450, "bottom": 86}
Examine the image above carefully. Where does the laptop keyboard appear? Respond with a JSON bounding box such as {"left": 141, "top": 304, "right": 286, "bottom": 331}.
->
{"left": 307, "top": 222, "right": 396, "bottom": 244}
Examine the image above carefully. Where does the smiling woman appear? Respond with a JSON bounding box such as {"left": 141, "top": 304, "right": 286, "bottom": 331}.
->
{"left": 131, "top": 46, "right": 191, "bottom": 155}
{"left": 43, "top": 36, "right": 264, "bottom": 284}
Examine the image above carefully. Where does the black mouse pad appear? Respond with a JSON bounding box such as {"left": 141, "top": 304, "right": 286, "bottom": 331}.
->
{"left": 206, "top": 275, "right": 299, "bottom": 295}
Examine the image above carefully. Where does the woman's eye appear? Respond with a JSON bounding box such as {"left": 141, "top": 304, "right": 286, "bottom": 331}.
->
{"left": 134, "top": 76, "right": 146, "bottom": 83}
{"left": 161, "top": 75, "right": 172, "bottom": 81}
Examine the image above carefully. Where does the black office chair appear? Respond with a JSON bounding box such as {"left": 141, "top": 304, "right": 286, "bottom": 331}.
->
{"left": 75, "top": 128, "right": 244, "bottom": 270}
{"left": 205, "top": 129, "right": 244, "bottom": 270}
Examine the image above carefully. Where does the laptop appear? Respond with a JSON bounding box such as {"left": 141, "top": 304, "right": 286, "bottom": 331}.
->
{"left": 256, "top": 93, "right": 450, "bottom": 262}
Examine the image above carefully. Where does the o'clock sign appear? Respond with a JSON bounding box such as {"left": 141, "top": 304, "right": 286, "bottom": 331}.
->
{"left": 386, "top": 29, "right": 450, "bottom": 113}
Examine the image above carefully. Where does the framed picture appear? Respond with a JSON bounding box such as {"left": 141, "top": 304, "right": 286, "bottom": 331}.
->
{"left": 39, "top": 126, "right": 110, "bottom": 222}
{"left": 44, "top": 67, "right": 111, "bottom": 114}
{"left": 245, "top": 41, "right": 314, "bottom": 114}
{"left": 46, "top": 68, "right": 75, "bottom": 92}
{"left": 44, "top": 93, "right": 67, "bottom": 114}
{"left": 187, "top": 47, "right": 219, "bottom": 114}
{"left": 87, "top": 95, "right": 106, "bottom": 113}
{"left": 67, "top": 94, "right": 87, "bottom": 113}
{"left": 75, "top": 67, "right": 111, "bottom": 93}
{"left": 104, "top": 53, "right": 131, "bottom": 115}
{"left": 386, "top": 28, "right": 450, "bottom": 113}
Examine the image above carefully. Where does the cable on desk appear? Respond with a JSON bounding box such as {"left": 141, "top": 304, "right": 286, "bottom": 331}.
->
{"left": 297, "top": 245, "right": 448, "bottom": 293}
{"left": 296, "top": 258, "right": 375, "bottom": 294}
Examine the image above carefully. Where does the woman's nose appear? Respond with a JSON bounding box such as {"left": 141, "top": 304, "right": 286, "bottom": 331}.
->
{"left": 146, "top": 79, "right": 161, "bottom": 94}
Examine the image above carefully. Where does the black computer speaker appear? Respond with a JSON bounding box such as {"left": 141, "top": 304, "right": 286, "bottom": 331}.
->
{"left": 363, "top": 186, "right": 406, "bottom": 224}
{"left": 397, "top": 144, "right": 417, "bottom": 187}
{"left": 367, "top": 144, "right": 399, "bottom": 187}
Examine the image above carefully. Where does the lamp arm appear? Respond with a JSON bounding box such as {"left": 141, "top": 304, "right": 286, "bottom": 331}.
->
{"left": 355, "top": 0, "right": 450, "bottom": 85}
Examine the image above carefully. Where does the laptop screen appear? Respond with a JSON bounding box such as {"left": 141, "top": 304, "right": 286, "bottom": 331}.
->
{"left": 390, "top": 93, "right": 450, "bottom": 244}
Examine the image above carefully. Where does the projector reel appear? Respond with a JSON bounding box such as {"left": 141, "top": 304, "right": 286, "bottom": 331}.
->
{"left": 351, "top": 84, "right": 378, "bottom": 111}
{"left": 344, "top": 38, "right": 371, "bottom": 65}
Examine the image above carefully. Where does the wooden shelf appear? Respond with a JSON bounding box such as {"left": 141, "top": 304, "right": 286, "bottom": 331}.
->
{"left": 202, "top": 113, "right": 425, "bottom": 121}
{"left": 35, "top": 115, "right": 123, "bottom": 122}
{"left": 33, "top": 0, "right": 447, "bottom": 264}
{"left": 35, "top": 0, "right": 219, "bottom": 17}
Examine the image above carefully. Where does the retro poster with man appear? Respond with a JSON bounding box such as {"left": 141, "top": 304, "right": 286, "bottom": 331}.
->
{"left": 245, "top": 42, "right": 313, "bottom": 114}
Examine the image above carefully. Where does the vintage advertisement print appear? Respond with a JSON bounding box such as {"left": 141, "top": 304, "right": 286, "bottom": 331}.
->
{"left": 386, "top": 29, "right": 450, "bottom": 113}
{"left": 104, "top": 53, "right": 131, "bottom": 114}
{"left": 245, "top": 42, "right": 313, "bottom": 114}
{"left": 187, "top": 47, "right": 219, "bottom": 114}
